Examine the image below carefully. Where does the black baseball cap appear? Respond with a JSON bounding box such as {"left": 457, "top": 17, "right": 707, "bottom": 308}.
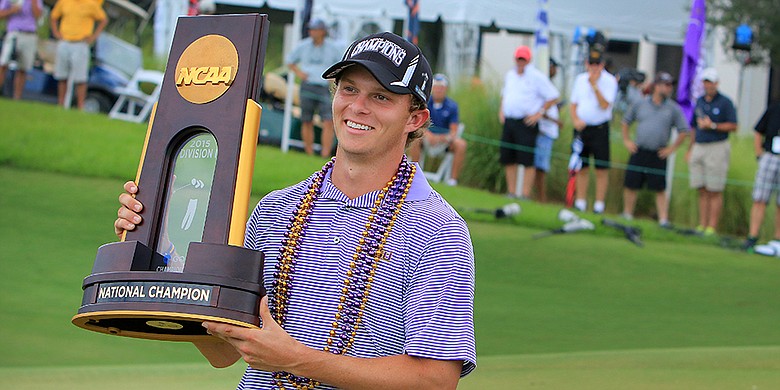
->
{"left": 654, "top": 71, "right": 675, "bottom": 84}
{"left": 322, "top": 32, "right": 432, "bottom": 103}
{"left": 587, "top": 49, "right": 604, "bottom": 64}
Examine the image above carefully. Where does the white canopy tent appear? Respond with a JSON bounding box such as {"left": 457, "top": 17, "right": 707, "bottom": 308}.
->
{"left": 217, "top": 0, "right": 692, "bottom": 44}
{"left": 213, "top": 0, "right": 695, "bottom": 152}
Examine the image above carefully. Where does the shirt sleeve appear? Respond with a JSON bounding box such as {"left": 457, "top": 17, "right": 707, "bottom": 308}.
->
{"left": 403, "top": 218, "right": 476, "bottom": 377}
{"left": 723, "top": 98, "right": 738, "bottom": 123}
{"left": 285, "top": 40, "right": 304, "bottom": 65}
{"left": 754, "top": 108, "right": 770, "bottom": 134}
{"left": 674, "top": 105, "right": 690, "bottom": 132}
{"left": 451, "top": 100, "right": 460, "bottom": 124}
{"left": 600, "top": 74, "right": 619, "bottom": 105}
{"left": 622, "top": 102, "right": 637, "bottom": 125}
{"left": 539, "top": 73, "right": 560, "bottom": 102}
{"left": 50, "top": 1, "right": 61, "bottom": 19}
{"left": 95, "top": 4, "right": 107, "bottom": 21}
{"left": 570, "top": 75, "right": 583, "bottom": 104}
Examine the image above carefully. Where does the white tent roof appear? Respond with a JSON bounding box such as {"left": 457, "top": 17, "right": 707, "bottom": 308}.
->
{"left": 219, "top": 0, "right": 692, "bottom": 45}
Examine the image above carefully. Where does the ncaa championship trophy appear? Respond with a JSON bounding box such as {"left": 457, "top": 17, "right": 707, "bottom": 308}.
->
{"left": 72, "top": 14, "right": 270, "bottom": 341}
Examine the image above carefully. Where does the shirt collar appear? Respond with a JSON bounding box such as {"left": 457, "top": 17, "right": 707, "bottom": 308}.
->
{"left": 316, "top": 161, "right": 431, "bottom": 206}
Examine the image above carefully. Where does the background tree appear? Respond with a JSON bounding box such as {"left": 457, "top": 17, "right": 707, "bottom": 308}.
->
{"left": 708, "top": 0, "right": 779, "bottom": 64}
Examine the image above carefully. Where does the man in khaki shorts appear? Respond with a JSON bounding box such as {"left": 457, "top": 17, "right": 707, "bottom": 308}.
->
{"left": 0, "top": 0, "right": 43, "bottom": 99}
{"left": 50, "top": 0, "right": 107, "bottom": 110}
{"left": 686, "top": 68, "right": 737, "bottom": 235}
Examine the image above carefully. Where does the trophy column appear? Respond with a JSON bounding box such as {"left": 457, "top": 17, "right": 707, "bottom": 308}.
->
{"left": 72, "top": 13, "right": 270, "bottom": 342}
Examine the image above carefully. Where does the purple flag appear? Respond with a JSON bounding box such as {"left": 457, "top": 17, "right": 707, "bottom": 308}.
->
{"left": 676, "top": 0, "right": 706, "bottom": 123}
{"left": 405, "top": 0, "right": 420, "bottom": 44}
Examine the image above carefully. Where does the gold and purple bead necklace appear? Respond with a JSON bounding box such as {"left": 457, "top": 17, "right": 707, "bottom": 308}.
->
{"left": 269, "top": 157, "right": 416, "bottom": 389}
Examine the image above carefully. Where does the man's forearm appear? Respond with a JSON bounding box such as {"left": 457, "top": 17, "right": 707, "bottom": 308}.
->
{"left": 193, "top": 338, "right": 242, "bottom": 368}
{"left": 714, "top": 122, "right": 738, "bottom": 132}
{"left": 292, "top": 350, "right": 462, "bottom": 390}
{"left": 621, "top": 123, "right": 631, "bottom": 143}
{"left": 670, "top": 131, "right": 688, "bottom": 150}
{"left": 448, "top": 123, "right": 459, "bottom": 141}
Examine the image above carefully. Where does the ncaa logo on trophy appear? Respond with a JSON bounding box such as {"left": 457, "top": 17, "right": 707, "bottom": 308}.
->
{"left": 72, "top": 13, "right": 270, "bottom": 341}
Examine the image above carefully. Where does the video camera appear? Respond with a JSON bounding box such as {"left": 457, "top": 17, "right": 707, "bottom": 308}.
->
{"left": 617, "top": 68, "right": 646, "bottom": 94}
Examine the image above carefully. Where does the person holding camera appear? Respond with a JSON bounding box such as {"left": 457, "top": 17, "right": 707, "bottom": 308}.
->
{"left": 615, "top": 68, "right": 647, "bottom": 114}
{"left": 0, "top": 0, "right": 42, "bottom": 100}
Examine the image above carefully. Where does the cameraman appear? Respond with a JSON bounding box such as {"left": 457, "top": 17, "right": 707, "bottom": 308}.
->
{"left": 615, "top": 68, "right": 646, "bottom": 114}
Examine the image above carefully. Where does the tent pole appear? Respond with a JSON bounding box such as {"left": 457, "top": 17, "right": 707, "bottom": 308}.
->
{"left": 281, "top": 0, "right": 304, "bottom": 153}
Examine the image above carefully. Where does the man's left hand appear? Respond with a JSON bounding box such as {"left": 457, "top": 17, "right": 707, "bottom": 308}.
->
{"left": 658, "top": 146, "right": 675, "bottom": 159}
{"left": 203, "top": 296, "right": 310, "bottom": 373}
{"left": 523, "top": 112, "right": 543, "bottom": 126}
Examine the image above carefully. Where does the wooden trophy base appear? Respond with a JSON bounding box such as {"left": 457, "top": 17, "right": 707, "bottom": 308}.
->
{"left": 72, "top": 241, "right": 265, "bottom": 342}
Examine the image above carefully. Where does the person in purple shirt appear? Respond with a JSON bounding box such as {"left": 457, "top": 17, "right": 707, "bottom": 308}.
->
{"left": 114, "top": 32, "right": 476, "bottom": 390}
{"left": 0, "top": 0, "right": 42, "bottom": 99}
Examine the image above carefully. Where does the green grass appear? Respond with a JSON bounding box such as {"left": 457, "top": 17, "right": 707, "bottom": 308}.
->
{"left": 450, "top": 81, "right": 762, "bottom": 238}
{"left": 2, "top": 99, "right": 780, "bottom": 388}
{"left": 0, "top": 99, "right": 327, "bottom": 194}
{"left": 3, "top": 347, "right": 780, "bottom": 389}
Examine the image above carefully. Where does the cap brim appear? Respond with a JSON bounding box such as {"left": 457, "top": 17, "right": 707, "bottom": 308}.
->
{"left": 322, "top": 60, "right": 414, "bottom": 96}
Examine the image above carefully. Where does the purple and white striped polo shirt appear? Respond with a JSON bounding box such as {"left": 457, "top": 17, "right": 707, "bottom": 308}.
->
{"left": 237, "top": 162, "right": 476, "bottom": 389}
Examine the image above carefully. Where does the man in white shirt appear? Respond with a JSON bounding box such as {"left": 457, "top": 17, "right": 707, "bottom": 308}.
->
{"left": 569, "top": 49, "right": 618, "bottom": 213}
{"left": 498, "top": 45, "right": 559, "bottom": 199}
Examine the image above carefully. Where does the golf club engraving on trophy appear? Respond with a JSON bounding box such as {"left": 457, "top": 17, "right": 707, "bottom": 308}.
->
{"left": 72, "top": 13, "right": 270, "bottom": 341}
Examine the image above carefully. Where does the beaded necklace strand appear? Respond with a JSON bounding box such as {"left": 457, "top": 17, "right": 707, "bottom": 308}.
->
{"left": 269, "top": 157, "right": 416, "bottom": 389}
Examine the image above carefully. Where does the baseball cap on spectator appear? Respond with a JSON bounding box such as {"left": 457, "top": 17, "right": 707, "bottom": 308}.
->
{"left": 701, "top": 67, "right": 719, "bottom": 82}
{"left": 515, "top": 45, "right": 532, "bottom": 61}
{"left": 587, "top": 49, "right": 604, "bottom": 64}
{"left": 308, "top": 18, "right": 327, "bottom": 30}
{"left": 322, "top": 32, "right": 433, "bottom": 103}
{"left": 433, "top": 73, "right": 449, "bottom": 87}
{"left": 654, "top": 71, "right": 675, "bottom": 84}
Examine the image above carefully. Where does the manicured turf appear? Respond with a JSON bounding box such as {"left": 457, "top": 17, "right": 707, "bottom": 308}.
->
{"left": 2, "top": 166, "right": 780, "bottom": 388}
{"left": 3, "top": 99, "right": 780, "bottom": 388}
{"left": 2, "top": 347, "right": 779, "bottom": 389}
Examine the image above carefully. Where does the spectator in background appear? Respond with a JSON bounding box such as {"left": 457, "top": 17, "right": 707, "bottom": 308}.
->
{"left": 686, "top": 67, "right": 737, "bottom": 235}
{"left": 50, "top": 0, "right": 107, "bottom": 110}
{"left": 0, "top": 0, "right": 43, "bottom": 100}
{"left": 533, "top": 58, "right": 562, "bottom": 202}
{"left": 499, "top": 45, "right": 559, "bottom": 199}
{"left": 569, "top": 49, "right": 618, "bottom": 213}
{"left": 620, "top": 72, "right": 689, "bottom": 227}
{"left": 615, "top": 68, "right": 647, "bottom": 114}
{"left": 408, "top": 73, "right": 467, "bottom": 186}
{"left": 286, "top": 18, "right": 344, "bottom": 157}
{"left": 742, "top": 101, "right": 780, "bottom": 252}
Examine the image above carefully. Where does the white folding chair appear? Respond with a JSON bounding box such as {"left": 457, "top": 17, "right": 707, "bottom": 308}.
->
{"left": 109, "top": 69, "right": 164, "bottom": 123}
{"left": 419, "top": 123, "right": 465, "bottom": 183}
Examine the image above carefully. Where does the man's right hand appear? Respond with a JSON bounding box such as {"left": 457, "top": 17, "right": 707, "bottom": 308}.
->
{"left": 115, "top": 181, "right": 143, "bottom": 238}
{"left": 572, "top": 117, "right": 586, "bottom": 131}
{"left": 623, "top": 139, "right": 638, "bottom": 154}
